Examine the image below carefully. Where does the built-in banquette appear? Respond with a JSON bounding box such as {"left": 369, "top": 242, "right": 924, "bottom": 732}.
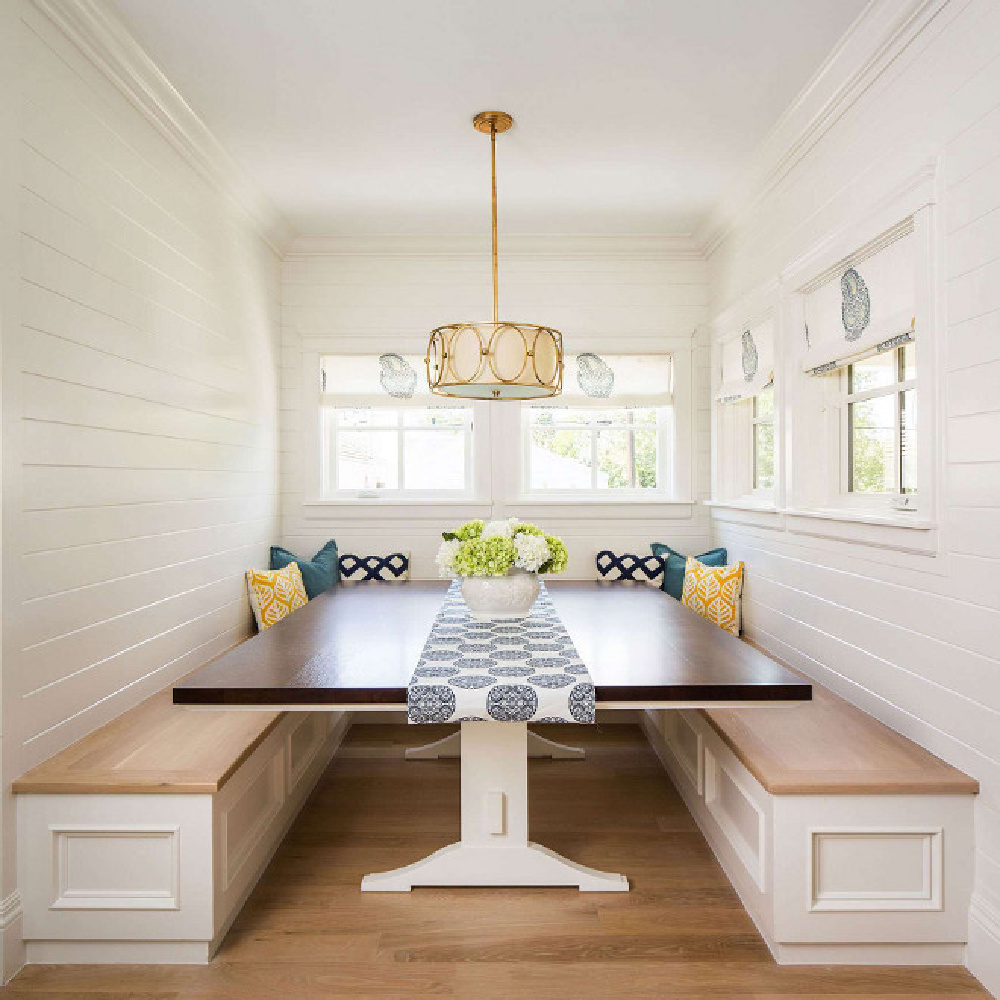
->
{"left": 643, "top": 671, "right": 978, "bottom": 965}
{"left": 13, "top": 691, "right": 350, "bottom": 964}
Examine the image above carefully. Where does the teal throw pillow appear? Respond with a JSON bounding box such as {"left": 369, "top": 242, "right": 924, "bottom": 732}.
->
{"left": 270, "top": 540, "right": 340, "bottom": 599}
{"left": 650, "top": 542, "right": 727, "bottom": 601}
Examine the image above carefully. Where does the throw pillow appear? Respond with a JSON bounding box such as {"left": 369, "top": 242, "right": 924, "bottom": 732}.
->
{"left": 338, "top": 551, "right": 410, "bottom": 582}
{"left": 681, "top": 556, "right": 744, "bottom": 636}
{"left": 270, "top": 540, "right": 340, "bottom": 599}
{"left": 595, "top": 550, "right": 665, "bottom": 586}
{"left": 650, "top": 542, "right": 728, "bottom": 601}
{"left": 246, "top": 563, "right": 308, "bottom": 630}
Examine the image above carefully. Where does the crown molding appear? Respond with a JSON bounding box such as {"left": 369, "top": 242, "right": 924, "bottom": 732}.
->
{"left": 31, "top": 0, "right": 293, "bottom": 255}
{"left": 285, "top": 233, "right": 705, "bottom": 261}
{"left": 694, "top": 0, "right": 957, "bottom": 258}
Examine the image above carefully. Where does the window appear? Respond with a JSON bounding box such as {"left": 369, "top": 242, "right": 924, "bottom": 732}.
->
{"left": 524, "top": 406, "right": 666, "bottom": 494}
{"left": 845, "top": 343, "right": 916, "bottom": 496}
{"left": 319, "top": 355, "right": 476, "bottom": 498}
{"left": 752, "top": 384, "right": 775, "bottom": 491}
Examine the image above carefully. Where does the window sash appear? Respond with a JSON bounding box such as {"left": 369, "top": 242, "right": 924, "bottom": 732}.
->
{"left": 522, "top": 406, "right": 668, "bottom": 495}
{"left": 324, "top": 406, "right": 474, "bottom": 497}
{"left": 842, "top": 346, "right": 916, "bottom": 497}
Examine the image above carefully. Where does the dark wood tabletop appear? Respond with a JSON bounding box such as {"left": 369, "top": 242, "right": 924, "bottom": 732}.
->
{"left": 173, "top": 581, "right": 811, "bottom": 707}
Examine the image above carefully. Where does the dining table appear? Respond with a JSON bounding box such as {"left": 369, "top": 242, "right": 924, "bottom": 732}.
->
{"left": 174, "top": 580, "right": 811, "bottom": 892}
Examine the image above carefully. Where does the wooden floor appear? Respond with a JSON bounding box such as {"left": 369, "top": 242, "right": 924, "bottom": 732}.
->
{"left": 4, "top": 724, "right": 989, "bottom": 999}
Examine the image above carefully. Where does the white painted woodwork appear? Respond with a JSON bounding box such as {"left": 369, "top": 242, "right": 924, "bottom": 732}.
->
{"left": 705, "top": 2, "right": 1000, "bottom": 990}
{"left": 360, "top": 722, "right": 628, "bottom": 893}
{"left": 279, "top": 238, "right": 712, "bottom": 579}
{"left": 17, "top": 711, "right": 349, "bottom": 964}
{"left": 2, "top": 6, "right": 284, "bottom": 973}
{"left": 643, "top": 710, "right": 974, "bottom": 965}
{"left": 404, "top": 728, "right": 586, "bottom": 761}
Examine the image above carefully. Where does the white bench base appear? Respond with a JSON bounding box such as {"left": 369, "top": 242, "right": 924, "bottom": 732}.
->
{"left": 17, "top": 711, "right": 352, "bottom": 965}
{"left": 641, "top": 710, "right": 975, "bottom": 966}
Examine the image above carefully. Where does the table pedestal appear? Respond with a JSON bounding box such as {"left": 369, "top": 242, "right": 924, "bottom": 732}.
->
{"left": 361, "top": 722, "right": 628, "bottom": 893}
{"left": 404, "top": 727, "right": 586, "bottom": 761}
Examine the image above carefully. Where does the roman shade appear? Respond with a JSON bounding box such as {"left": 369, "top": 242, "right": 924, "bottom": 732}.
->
{"left": 321, "top": 354, "right": 436, "bottom": 407}
{"left": 715, "top": 319, "right": 774, "bottom": 403}
{"left": 534, "top": 354, "right": 673, "bottom": 408}
{"left": 801, "top": 225, "right": 916, "bottom": 375}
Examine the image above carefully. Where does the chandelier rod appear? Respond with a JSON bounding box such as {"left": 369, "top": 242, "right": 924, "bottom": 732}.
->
{"left": 490, "top": 121, "right": 498, "bottom": 325}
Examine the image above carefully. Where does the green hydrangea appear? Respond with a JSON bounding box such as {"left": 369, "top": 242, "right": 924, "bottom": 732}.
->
{"left": 539, "top": 534, "right": 568, "bottom": 574}
{"left": 512, "top": 522, "right": 543, "bottom": 536}
{"left": 451, "top": 536, "right": 516, "bottom": 577}
{"left": 443, "top": 519, "right": 484, "bottom": 542}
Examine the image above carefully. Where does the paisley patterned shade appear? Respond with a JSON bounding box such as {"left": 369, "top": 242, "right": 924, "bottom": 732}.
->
{"left": 840, "top": 268, "right": 871, "bottom": 341}
{"left": 741, "top": 330, "right": 758, "bottom": 382}
{"left": 378, "top": 353, "right": 418, "bottom": 398}
{"left": 576, "top": 353, "right": 615, "bottom": 398}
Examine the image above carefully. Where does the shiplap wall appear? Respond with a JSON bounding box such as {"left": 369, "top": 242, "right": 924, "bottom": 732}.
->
{"left": 279, "top": 239, "right": 711, "bottom": 578}
{"left": 3, "top": 0, "right": 281, "bottom": 867}
{"left": 706, "top": 0, "right": 1000, "bottom": 989}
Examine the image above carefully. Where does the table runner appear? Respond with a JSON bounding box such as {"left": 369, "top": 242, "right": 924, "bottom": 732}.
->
{"left": 407, "top": 581, "right": 596, "bottom": 724}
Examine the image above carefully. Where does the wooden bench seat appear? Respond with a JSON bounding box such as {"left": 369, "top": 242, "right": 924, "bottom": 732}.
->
{"left": 701, "top": 685, "right": 979, "bottom": 796}
{"left": 642, "top": 646, "right": 977, "bottom": 968}
{"left": 15, "top": 686, "right": 350, "bottom": 965}
{"left": 13, "top": 690, "right": 284, "bottom": 796}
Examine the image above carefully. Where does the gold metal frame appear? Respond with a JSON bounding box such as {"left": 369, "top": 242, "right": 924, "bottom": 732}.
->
{"left": 425, "top": 112, "right": 564, "bottom": 400}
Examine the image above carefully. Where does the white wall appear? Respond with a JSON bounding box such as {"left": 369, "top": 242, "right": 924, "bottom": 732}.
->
{"left": 278, "top": 236, "right": 711, "bottom": 579}
{"left": 1, "top": 0, "right": 283, "bottom": 960}
{"left": 705, "top": 1, "right": 1000, "bottom": 991}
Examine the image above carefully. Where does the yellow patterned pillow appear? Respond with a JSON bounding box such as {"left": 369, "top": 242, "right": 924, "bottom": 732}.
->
{"left": 246, "top": 562, "right": 308, "bottom": 630}
{"left": 681, "top": 556, "right": 744, "bottom": 635}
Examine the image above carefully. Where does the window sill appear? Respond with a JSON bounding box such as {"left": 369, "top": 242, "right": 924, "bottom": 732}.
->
{"left": 705, "top": 499, "right": 779, "bottom": 514}
{"left": 301, "top": 499, "right": 493, "bottom": 521}
{"left": 780, "top": 506, "right": 934, "bottom": 530}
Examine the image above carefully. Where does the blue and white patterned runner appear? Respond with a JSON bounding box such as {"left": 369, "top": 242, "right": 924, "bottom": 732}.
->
{"left": 407, "top": 582, "right": 596, "bottom": 724}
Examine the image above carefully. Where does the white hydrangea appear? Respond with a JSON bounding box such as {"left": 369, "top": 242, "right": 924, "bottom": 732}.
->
{"left": 482, "top": 517, "right": 519, "bottom": 540}
{"left": 514, "top": 532, "right": 551, "bottom": 573}
{"left": 435, "top": 538, "right": 463, "bottom": 579}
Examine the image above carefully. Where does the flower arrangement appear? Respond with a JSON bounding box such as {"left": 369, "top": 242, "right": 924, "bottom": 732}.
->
{"left": 436, "top": 518, "right": 568, "bottom": 579}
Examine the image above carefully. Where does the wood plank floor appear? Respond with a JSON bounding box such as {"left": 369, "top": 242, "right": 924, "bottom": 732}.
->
{"left": 4, "top": 723, "right": 990, "bottom": 999}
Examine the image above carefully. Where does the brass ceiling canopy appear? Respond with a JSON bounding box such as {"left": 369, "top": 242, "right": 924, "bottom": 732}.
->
{"left": 426, "top": 111, "right": 564, "bottom": 400}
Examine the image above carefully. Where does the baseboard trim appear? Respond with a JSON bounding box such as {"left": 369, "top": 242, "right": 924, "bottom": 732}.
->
{"left": 1, "top": 891, "right": 25, "bottom": 983}
{"left": 773, "top": 941, "right": 965, "bottom": 966}
{"left": 26, "top": 939, "right": 211, "bottom": 965}
{"left": 969, "top": 894, "right": 1000, "bottom": 998}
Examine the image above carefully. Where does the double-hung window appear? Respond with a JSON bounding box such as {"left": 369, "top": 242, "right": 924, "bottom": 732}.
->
{"left": 714, "top": 319, "right": 776, "bottom": 500}
{"left": 522, "top": 354, "right": 673, "bottom": 498}
{"left": 801, "top": 221, "right": 918, "bottom": 508}
{"left": 320, "top": 355, "right": 475, "bottom": 498}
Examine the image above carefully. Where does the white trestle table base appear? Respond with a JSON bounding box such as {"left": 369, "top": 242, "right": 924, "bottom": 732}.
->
{"left": 362, "top": 722, "right": 627, "bottom": 892}
{"left": 404, "top": 727, "right": 586, "bottom": 761}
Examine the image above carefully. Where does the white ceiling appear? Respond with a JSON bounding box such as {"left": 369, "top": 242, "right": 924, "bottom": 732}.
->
{"left": 111, "top": 0, "right": 867, "bottom": 236}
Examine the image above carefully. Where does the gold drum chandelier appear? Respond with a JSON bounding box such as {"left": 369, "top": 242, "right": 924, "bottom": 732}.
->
{"left": 426, "top": 111, "right": 563, "bottom": 400}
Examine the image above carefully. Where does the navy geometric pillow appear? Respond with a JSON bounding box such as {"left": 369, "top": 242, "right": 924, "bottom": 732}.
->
{"left": 339, "top": 551, "right": 410, "bottom": 582}
{"left": 595, "top": 550, "right": 665, "bottom": 586}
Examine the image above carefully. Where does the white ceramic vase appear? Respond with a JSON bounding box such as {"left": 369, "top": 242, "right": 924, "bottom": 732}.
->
{"left": 460, "top": 568, "right": 541, "bottom": 620}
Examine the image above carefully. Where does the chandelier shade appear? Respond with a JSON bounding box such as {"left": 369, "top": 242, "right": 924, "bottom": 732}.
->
{"left": 426, "top": 112, "right": 564, "bottom": 401}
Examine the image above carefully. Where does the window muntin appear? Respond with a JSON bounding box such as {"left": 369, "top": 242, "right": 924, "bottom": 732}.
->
{"left": 845, "top": 344, "right": 916, "bottom": 496}
{"left": 752, "top": 384, "right": 775, "bottom": 492}
{"left": 325, "top": 406, "right": 473, "bottom": 497}
{"left": 525, "top": 406, "right": 664, "bottom": 494}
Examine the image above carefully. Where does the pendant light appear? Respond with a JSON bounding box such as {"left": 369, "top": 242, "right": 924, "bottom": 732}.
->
{"left": 425, "top": 112, "right": 564, "bottom": 400}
